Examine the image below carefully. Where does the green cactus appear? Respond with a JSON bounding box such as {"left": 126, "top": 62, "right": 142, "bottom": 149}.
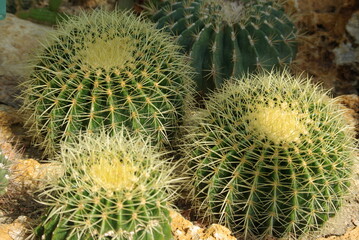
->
{"left": 16, "top": 0, "right": 67, "bottom": 25}
{"left": 20, "top": 9, "right": 193, "bottom": 156}
{"left": 144, "top": 0, "right": 297, "bottom": 93}
{"left": 0, "top": 150, "right": 9, "bottom": 196}
{"left": 33, "top": 130, "right": 178, "bottom": 240}
{"left": 182, "top": 70, "right": 357, "bottom": 239}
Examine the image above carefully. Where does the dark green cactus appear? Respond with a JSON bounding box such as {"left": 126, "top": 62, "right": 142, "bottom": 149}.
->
{"left": 16, "top": 0, "right": 67, "bottom": 25}
{"left": 20, "top": 9, "right": 193, "bottom": 156}
{"left": 33, "top": 130, "right": 177, "bottom": 239}
{"left": 183, "top": 70, "right": 357, "bottom": 239}
{"left": 144, "top": 0, "right": 297, "bottom": 93}
{"left": 0, "top": 150, "right": 9, "bottom": 196}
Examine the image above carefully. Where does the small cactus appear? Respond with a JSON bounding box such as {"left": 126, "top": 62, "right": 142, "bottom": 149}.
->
{"left": 0, "top": 150, "right": 9, "bottom": 195}
{"left": 20, "top": 9, "right": 193, "bottom": 156}
{"left": 183, "top": 70, "right": 357, "bottom": 239}
{"left": 33, "top": 130, "right": 178, "bottom": 240}
{"left": 16, "top": 0, "right": 67, "bottom": 25}
{"left": 144, "top": 0, "right": 297, "bottom": 93}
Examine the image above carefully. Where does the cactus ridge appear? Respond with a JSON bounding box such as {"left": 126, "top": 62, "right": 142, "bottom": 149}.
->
{"left": 20, "top": 9, "right": 194, "bottom": 156}
{"left": 34, "top": 130, "right": 178, "bottom": 240}
{"left": 183, "top": 70, "right": 357, "bottom": 239}
{"left": 0, "top": 150, "right": 9, "bottom": 196}
{"left": 145, "top": 0, "right": 297, "bottom": 92}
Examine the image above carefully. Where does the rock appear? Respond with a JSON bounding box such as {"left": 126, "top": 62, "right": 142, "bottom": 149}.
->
{"left": 286, "top": 0, "right": 359, "bottom": 96}
{"left": 317, "top": 227, "right": 359, "bottom": 240}
{"left": 338, "top": 94, "right": 359, "bottom": 113}
{"left": 203, "top": 224, "right": 236, "bottom": 240}
{"left": 0, "top": 104, "right": 56, "bottom": 192}
{"left": 170, "top": 210, "right": 237, "bottom": 240}
{"left": 335, "top": 94, "right": 359, "bottom": 137}
{"left": 333, "top": 43, "right": 359, "bottom": 65}
{"left": 0, "top": 104, "right": 23, "bottom": 161}
{"left": 0, "top": 104, "right": 23, "bottom": 140}
{"left": 346, "top": 10, "right": 359, "bottom": 44}
{"left": 0, "top": 105, "right": 22, "bottom": 127}
{"left": 333, "top": 10, "right": 359, "bottom": 65}
{"left": 331, "top": 10, "right": 359, "bottom": 96}
{"left": 0, "top": 216, "right": 29, "bottom": 240}
{"left": 10, "top": 159, "right": 62, "bottom": 191}
{"left": 0, "top": 103, "right": 44, "bottom": 160}
{"left": 0, "top": 14, "right": 51, "bottom": 107}
{"left": 332, "top": 10, "right": 359, "bottom": 96}
{"left": 10, "top": 159, "right": 45, "bottom": 191}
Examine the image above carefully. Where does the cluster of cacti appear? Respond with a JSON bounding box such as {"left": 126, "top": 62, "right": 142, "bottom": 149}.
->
{"left": 16, "top": 0, "right": 67, "bottom": 25}
{"left": 182, "top": 70, "right": 357, "bottom": 239}
{"left": 34, "top": 130, "right": 177, "bottom": 239}
{"left": 144, "top": 0, "right": 297, "bottom": 92}
{"left": 20, "top": 9, "right": 193, "bottom": 156}
{"left": 15, "top": 2, "right": 357, "bottom": 240}
{"left": 0, "top": 150, "right": 9, "bottom": 195}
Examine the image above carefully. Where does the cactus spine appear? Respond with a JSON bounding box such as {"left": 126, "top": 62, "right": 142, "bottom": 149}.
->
{"left": 34, "top": 130, "right": 178, "bottom": 240}
{"left": 20, "top": 9, "right": 193, "bottom": 156}
{"left": 183, "top": 70, "right": 357, "bottom": 239}
{"left": 145, "top": 0, "right": 297, "bottom": 93}
{"left": 0, "top": 150, "right": 9, "bottom": 195}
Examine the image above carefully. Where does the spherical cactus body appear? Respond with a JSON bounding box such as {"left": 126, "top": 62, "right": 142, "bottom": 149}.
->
{"left": 21, "top": 9, "right": 193, "bottom": 156}
{"left": 145, "top": 0, "right": 297, "bottom": 93}
{"left": 183, "top": 71, "right": 357, "bottom": 239}
{"left": 34, "top": 130, "right": 178, "bottom": 239}
{"left": 0, "top": 150, "right": 9, "bottom": 195}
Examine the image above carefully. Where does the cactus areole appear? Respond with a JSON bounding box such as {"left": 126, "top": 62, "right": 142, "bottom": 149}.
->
{"left": 21, "top": 9, "right": 193, "bottom": 156}
{"left": 184, "top": 71, "right": 357, "bottom": 239}
{"left": 145, "top": 0, "right": 297, "bottom": 93}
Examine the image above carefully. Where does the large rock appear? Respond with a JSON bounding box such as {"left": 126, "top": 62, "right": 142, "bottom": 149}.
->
{"left": 0, "top": 14, "right": 51, "bottom": 107}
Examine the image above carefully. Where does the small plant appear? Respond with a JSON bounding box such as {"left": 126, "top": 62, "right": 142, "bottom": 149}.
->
{"left": 20, "top": 9, "right": 193, "bottom": 156}
{"left": 33, "top": 129, "right": 179, "bottom": 239}
{"left": 0, "top": 150, "right": 9, "bottom": 195}
{"left": 144, "top": 0, "right": 297, "bottom": 93}
{"left": 183, "top": 70, "right": 357, "bottom": 239}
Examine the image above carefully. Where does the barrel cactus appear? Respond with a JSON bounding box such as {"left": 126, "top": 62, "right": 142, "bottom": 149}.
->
{"left": 20, "top": 9, "right": 193, "bottom": 156}
{"left": 144, "top": 0, "right": 297, "bottom": 93}
{"left": 0, "top": 150, "right": 9, "bottom": 195}
{"left": 34, "top": 130, "right": 178, "bottom": 239}
{"left": 183, "top": 70, "right": 357, "bottom": 239}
